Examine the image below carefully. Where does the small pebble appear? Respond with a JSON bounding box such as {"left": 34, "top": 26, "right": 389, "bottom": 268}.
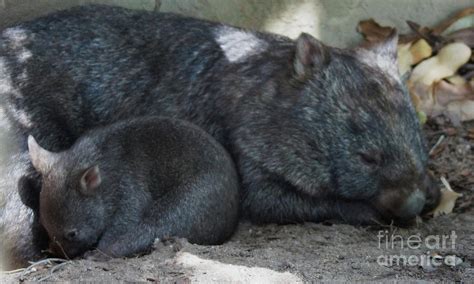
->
{"left": 351, "top": 262, "right": 361, "bottom": 270}
{"left": 445, "top": 255, "right": 463, "bottom": 267}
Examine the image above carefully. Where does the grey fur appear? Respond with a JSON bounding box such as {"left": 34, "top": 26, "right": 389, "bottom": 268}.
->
{"left": 0, "top": 153, "right": 46, "bottom": 268}
{"left": 28, "top": 117, "right": 239, "bottom": 258}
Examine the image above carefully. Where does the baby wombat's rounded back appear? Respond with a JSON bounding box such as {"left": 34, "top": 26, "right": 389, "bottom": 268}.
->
{"left": 32, "top": 116, "right": 240, "bottom": 256}
{"left": 83, "top": 116, "right": 237, "bottom": 184}
{"left": 77, "top": 116, "right": 240, "bottom": 243}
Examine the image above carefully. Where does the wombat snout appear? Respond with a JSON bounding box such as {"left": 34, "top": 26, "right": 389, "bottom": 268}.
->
{"left": 374, "top": 173, "right": 441, "bottom": 222}
{"left": 64, "top": 229, "right": 79, "bottom": 242}
{"left": 396, "top": 189, "right": 426, "bottom": 219}
{"left": 48, "top": 228, "right": 97, "bottom": 258}
{"left": 420, "top": 173, "right": 441, "bottom": 215}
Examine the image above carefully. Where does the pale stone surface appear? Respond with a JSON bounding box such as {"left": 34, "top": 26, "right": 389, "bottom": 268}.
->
{"left": 174, "top": 252, "right": 303, "bottom": 283}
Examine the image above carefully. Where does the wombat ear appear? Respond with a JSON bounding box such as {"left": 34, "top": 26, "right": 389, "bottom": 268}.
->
{"left": 294, "top": 33, "right": 330, "bottom": 80}
{"left": 80, "top": 165, "right": 101, "bottom": 195}
{"left": 28, "top": 135, "right": 57, "bottom": 173}
{"left": 18, "top": 175, "right": 41, "bottom": 212}
{"left": 356, "top": 29, "right": 399, "bottom": 78}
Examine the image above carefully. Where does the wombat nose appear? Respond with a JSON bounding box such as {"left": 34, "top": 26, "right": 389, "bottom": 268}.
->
{"left": 64, "top": 229, "right": 79, "bottom": 241}
{"left": 421, "top": 174, "right": 441, "bottom": 214}
{"left": 397, "top": 189, "right": 426, "bottom": 219}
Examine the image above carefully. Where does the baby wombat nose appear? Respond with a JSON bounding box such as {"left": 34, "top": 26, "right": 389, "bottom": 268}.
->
{"left": 396, "top": 189, "right": 426, "bottom": 219}
{"left": 64, "top": 228, "right": 80, "bottom": 242}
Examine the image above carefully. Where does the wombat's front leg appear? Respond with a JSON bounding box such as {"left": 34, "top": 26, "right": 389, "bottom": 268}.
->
{"left": 241, "top": 177, "right": 383, "bottom": 225}
{"left": 94, "top": 224, "right": 157, "bottom": 258}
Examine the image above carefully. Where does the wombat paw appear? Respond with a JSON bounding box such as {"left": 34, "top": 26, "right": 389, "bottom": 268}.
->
{"left": 154, "top": 237, "right": 189, "bottom": 252}
{"left": 83, "top": 249, "right": 113, "bottom": 262}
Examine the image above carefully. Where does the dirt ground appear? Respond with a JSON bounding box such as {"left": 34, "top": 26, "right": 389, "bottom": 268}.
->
{"left": 1, "top": 117, "right": 473, "bottom": 282}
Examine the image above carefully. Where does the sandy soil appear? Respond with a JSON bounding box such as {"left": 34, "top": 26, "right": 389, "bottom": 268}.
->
{"left": 1, "top": 118, "right": 473, "bottom": 282}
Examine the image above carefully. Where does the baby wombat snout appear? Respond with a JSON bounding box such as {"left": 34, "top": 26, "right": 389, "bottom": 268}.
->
{"left": 27, "top": 117, "right": 240, "bottom": 258}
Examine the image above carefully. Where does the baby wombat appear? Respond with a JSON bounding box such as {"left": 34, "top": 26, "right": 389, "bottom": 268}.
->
{"left": 27, "top": 117, "right": 239, "bottom": 258}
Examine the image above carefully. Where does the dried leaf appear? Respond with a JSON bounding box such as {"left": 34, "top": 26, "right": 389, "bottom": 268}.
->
{"left": 447, "top": 27, "right": 474, "bottom": 48}
{"left": 397, "top": 42, "right": 413, "bottom": 75}
{"left": 397, "top": 39, "right": 433, "bottom": 76}
{"left": 357, "top": 19, "right": 394, "bottom": 43}
{"left": 409, "top": 80, "right": 434, "bottom": 114}
{"left": 400, "top": 7, "right": 474, "bottom": 44}
{"left": 399, "top": 33, "right": 418, "bottom": 44}
{"left": 410, "top": 79, "right": 474, "bottom": 123}
{"left": 433, "top": 7, "right": 474, "bottom": 35}
{"left": 446, "top": 75, "right": 467, "bottom": 86}
{"left": 434, "top": 80, "right": 474, "bottom": 106}
{"left": 410, "top": 42, "right": 471, "bottom": 86}
{"left": 406, "top": 21, "right": 443, "bottom": 49}
{"left": 446, "top": 100, "right": 474, "bottom": 123}
{"left": 431, "top": 177, "right": 463, "bottom": 217}
{"left": 411, "top": 39, "right": 433, "bottom": 64}
{"left": 400, "top": 21, "right": 428, "bottom": 44}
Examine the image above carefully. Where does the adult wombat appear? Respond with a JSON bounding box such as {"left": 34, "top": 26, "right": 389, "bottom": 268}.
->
{"left": 0, "top": 153, "right": 48, "bottom": 268}
{"left": 26, "top": 117, "right": 239, "bottom": 258}
{"left": 0, "top": 5, "right": 439, "bottom": 230}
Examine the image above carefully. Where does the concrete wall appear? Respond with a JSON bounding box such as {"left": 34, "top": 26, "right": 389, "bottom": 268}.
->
{"left": 0, "top": 0, "right": 472, "bottom": 47}
{"left": 159, "top": 0, "right": 474, "bottom": 47}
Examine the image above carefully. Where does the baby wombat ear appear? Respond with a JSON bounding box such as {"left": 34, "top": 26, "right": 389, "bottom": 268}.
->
{"left": 28, "top": 135, "right": 57, "bottom": 173}
{"left": 79, "top": 165, "right": 101, "bottom": 195}
{"left": 294, "top": 33, "right": 330, "bottom": 80}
